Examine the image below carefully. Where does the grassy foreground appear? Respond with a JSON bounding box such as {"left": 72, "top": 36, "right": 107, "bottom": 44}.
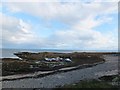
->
{"left": 53, "top": 75, "right": 119, "bottom": 89}
{"left": 62, "top": 80, "right": 116, "bottom": 88}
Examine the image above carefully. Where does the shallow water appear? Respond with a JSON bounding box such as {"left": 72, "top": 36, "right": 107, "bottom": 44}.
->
{"left": 1, "top": 49, "right": 77, "bottom": 58}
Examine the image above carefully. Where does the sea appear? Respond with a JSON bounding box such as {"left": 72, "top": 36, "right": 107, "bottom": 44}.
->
{"left": 1, "top": 49, "right": 79, "bottom": 58}
{"left": 0, "top": 48, "right": 118, "bottom": 58}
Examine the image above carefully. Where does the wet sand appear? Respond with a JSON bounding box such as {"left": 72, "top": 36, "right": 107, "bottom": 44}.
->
{"left": 2, "top": 55, "right": 118, "bottom": 88}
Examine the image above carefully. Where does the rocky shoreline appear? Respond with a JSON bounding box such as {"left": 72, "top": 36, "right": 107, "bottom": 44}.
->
{"left": 2, "top": 52, "right": 107, "bottom": 76}
{"left": 1, "top": 52, "right": 118, "bottom": 81}
{"left": 1, "top": 60, "right": 104, "bottom": 81}
{"left": 2, "top": 55, "right": 118, "bottom": 88}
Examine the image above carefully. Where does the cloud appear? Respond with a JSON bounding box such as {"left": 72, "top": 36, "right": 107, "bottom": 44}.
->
{"left": 1, "top": 0, "right": 119, "bottom": 2}
{"left": 3, "top": 1, "right": 118, "bottom": 25}
{"left": 46, "top": 28, "right": 118, "bottom": 50}
{"left": 19, "top": 19, "right": 32, "bottom": 34}
{"left": 1, "top": 1, "right": 118, "bottom": 50}
{"left": 1, "top": 13, "right": 49, "bottom": 49}
{"left": 1, "top": 13, "right": 37, "bottom": 45}
{"left": 73, "top": 15, "right": 113, "bottom": 30}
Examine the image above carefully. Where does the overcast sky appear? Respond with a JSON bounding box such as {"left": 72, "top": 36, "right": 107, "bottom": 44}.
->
{"left": 1, "top": 0, "right": 118, "bottom": 51}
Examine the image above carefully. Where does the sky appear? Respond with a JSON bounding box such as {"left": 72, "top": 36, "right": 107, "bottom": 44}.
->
{"left": 0, "top": 0, "right": 119, "bottom": 51}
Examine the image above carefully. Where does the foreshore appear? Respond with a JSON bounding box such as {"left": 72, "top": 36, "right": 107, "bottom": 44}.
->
{"left": 1, "top": 52, "right": 118, "bottom": 81}
{"left": 2, "top": 54, "right": 118, "bottom": 88}
{"left": 1, "top": 60, "right": 104, "bottom": 81}
{"left": 2, "top": 52, "right": 107, "bottom": 76}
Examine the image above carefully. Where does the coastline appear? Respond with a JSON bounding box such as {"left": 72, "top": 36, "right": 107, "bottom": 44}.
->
{"left": 1, "top": 52, "right": 118, "bottom": 81}
{"left": 2, "top": 54, "right": 118, "bottom": 88}
{"left": 2, "top": 51, "right": 106, "bottom": 76}
{"left": 1, "top": 60, "right": 105, "bottom": 81}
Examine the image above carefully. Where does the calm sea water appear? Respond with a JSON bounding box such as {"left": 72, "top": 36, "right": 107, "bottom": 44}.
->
{"left": 1, "top": 48, "right": 117, "bottom": 58}
{"left": 1, "top": 49, "right": 78, "bottom": 58}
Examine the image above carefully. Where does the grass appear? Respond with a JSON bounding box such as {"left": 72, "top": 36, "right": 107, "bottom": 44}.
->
{"left": 52, "top": 79, "right": 119, "bottom": 90}
{"left": 63, "top": 80, "right": 114, "bottom": 88}
{"left": 99, "top": 75, "right": 120, "bottom": 82}
{"left": 53, "top": 75, "right": 120, "bottom": 89}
